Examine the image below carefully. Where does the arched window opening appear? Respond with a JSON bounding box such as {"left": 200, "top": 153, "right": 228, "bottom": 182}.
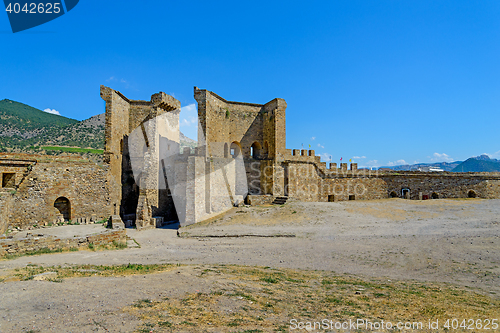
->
{"left": 54, "top": 197, "right": 71, "bottom": 221}
{"left": 251, "top": 142, "right": 262, "bottom": 159}
{"left": 230, "top": 141, "right": 241, "bottom": 158}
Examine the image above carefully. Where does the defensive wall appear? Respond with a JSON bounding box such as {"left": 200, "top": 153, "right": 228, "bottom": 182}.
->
{"left": 0, "top": 153, "right": 110, "bottom": 230}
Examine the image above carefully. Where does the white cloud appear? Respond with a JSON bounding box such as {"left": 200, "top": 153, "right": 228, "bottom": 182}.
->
{"left": 311, "top": 137, "right": 316, "bottom": 141}
{"left": 367, "top": 160, "right": 379, "bottom": 167}
{"left": 320, "top": 153, "right": 332, "bottom": 162}
{"left": 105, "top": 76, "right": 130, "bottom": 88}
{"left": 352, "top": 156, "right": 366, "bottom": 159}
{"left": 43, "top": 108, "right": 60, "bottom": 115}
{"left": 431, "top": 153, "right": 453, "bottom": 162}
{"left": 317, "top": 143, "right": 324, "bottom": 149}
{"left": 179, "top": 103, "right": 198, "bottom": 140}
{"left": 488, "top": 150, "right": 500, "bottom": 159}
{"left": 387, "top": 159, "right": 407, "bottom": 166}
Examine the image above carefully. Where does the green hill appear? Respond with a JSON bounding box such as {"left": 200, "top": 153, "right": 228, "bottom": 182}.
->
{"left": 29, "top": 113, "right": 105, "bottom": 149}
{"left": 452, "top": 158, "right": 500, "bottom": 172}
{"left": 0, "top": 99, "right": 77, "bottom": 137}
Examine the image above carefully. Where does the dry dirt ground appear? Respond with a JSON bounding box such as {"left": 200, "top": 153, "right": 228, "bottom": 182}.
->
{"left": 0, "top": 198, "right": 499, "bottom": 332}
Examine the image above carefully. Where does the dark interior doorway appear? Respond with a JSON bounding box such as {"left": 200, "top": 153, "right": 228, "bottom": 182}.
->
{"left": 54, "top": 197, "right": 71, "bottom": 221}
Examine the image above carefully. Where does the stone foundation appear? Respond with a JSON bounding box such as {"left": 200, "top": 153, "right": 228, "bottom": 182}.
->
{"left": 0, "top": 229, "right": 126, "bottom": 258}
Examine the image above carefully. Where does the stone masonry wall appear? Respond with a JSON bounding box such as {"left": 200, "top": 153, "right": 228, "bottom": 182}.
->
{"left": 8, "top": 159, "right": 111, "bottom": 228}
{"left": 286, "top": 161, "right": 387, "bottom": 201}
{"left": 381, "top": 172, "right": 500, "bottom": 199}
{"left": 0, "top": 229, "right": 125, "bottom": 258}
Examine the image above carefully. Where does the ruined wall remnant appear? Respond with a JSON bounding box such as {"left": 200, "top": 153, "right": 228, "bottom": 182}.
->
{"left": 101, "top": 85, "right": 181, "bottom": 228}
{"left": 0, "top": 229, "right": 126, "bottom": 258}
{"left": 194, "top": 87, "right": 287, "bottom": 197}
{"left": 194, "top": 88, "right": 500, "bottom": 204}
{"left": 0, "top": 153, "right": 111, "bottom": 229}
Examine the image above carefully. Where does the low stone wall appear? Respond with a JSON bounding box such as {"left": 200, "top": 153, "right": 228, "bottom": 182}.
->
{"left": 246, "top": 194, "right": 274, "bottom": 205}
{"left": 0, "top": 229, "right": 126, "bottom": 258}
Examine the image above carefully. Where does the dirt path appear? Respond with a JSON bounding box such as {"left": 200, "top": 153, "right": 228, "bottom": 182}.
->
{"left": 1, "top": 198, "right": 499, "bottom": 332}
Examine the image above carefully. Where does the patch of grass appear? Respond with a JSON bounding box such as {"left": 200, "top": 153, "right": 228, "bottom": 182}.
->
{"left": 133, "top": 299, "right": 155, "bottom": 308}
{"left": 46, "top": 278, "right": 63, "bottom": 283}
{"left": 260, "top": 276, "right": 279, "bottom": 284}
{"left": 3, "top": 247, "right": 63, "bottom": 260}
{"left": 112, "top": 240, "right": 127, "bottom": 249}
{"left": 158, "top": 321, "right": 172, "bottom": 327}
{"left": 123, "top": 265, "right": 500, "bottom": 332}
{"left": 41, "top": 146, "right": 104, "bottom": 154}
{"left": 1, "top": 263, "right": 177, "bottom": 282}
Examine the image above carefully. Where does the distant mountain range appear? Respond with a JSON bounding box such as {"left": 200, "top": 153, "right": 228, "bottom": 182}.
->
{"left": 451, "top": 155, "right": 500, "bottom": 172}
{"left": 0, "top": 99, "right": 196, "bottom": 154}
{"left": 379, "top": 154, "right": 500, "bottom": 173}
{"left": 379, "top": 161, "right": 462, "bottom": 172}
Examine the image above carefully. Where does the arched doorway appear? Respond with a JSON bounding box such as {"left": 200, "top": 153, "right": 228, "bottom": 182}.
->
{"left": 54, "top": 197, "right": 71, "bottom": 221}
{"left": 250, "top": 141, "right": 262, "bottom": 159}
{"left": 401, "top": 188, "right": 410, "bottom": 199}
{"left": 389, "top": 191, "right": 398, "bottom": 198}
{"left": 468, "top": 190, "right": 477, "bottom": 198}
{"left": 431, "top": 192, "right": 439, "bottom": 199}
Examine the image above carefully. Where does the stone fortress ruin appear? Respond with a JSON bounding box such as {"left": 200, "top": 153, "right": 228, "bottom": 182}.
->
{"left": 1, "top": 85, "right": 500, "bottom": 233}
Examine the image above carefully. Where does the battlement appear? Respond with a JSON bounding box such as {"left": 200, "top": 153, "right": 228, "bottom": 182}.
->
{"left": 151, "top": 91, "right": 181, "bottom": 110}
{"left": 194, "top": 87, "right": 265, "bottom": 108}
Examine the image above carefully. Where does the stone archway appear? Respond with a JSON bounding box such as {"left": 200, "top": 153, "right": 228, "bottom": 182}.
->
{"left": 431, "top": 192, "right": 439, "bottom": 199}
{"left": 468, "top": 190, "right": 477, "bottom": 198}
{"left": 54, "top": 197, "right": 71, "bottom": 221}
{"left": 389, "top": 191, "right": 398, "bottom": 198}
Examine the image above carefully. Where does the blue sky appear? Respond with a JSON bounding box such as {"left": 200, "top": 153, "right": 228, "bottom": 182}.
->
{"left": 1, "top": 1, "right": 499, "bottom": 167}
